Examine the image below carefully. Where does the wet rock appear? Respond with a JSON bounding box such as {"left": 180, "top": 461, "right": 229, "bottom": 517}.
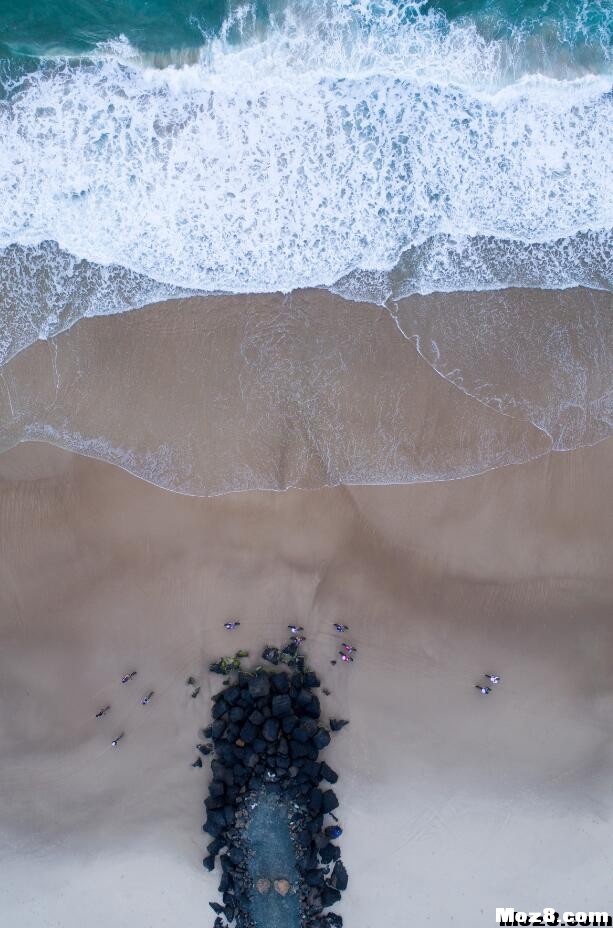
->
{"left": 211, "top": 719, "right": 226, "bottom": 739}
{"left": 262, "top": 718, "right": 280, "bottom": 742}
{"left": 312, "top": 728, "right": 331, "bottom": 750}
{"left": 319, "top": 761, "right": 338, "bottom": 784}
{"left": 271, "top": 671, "right": 290, "bottom": 693}
{"left": 227, "top": 845, "right": 244, "bottom": 866}
{"left": 272, "top": 693, "right": 292, "bottom": 717}
{"left": 331, "top": 860, "right": 348, "bottom": 891}
{"left": 191, "top": 757, "right": 203, "bottom": 768}
{"left": 203, "top": 854, "right": 215, "bottom": 871}
{"left": 209, "top": 901, "right": 224, "bottom": 915}
{"left": 212, "top": 699, "right": 228, "bottom": 720}
{"left": 274, "top": 879, "right": 291, "bottom": 896}
{"left": 321, "top": 789, "right": 339, "bottom": 814}
{"left": 329, "top": 719, "right": 349, "bottom": 732}
{"left": 306, "top": 868, "right": 326, "bottom": 888}
{"left": 256, "top": 878, "right": 271, "bottom": 894}
{"left": 281, "top": 714, "right": 298, "bottom": 734}
{"left": 303, "top": 671, "right": 321, "bottom": 688}
{"left": 321, "top": 886, "right": 342, "bottom": 907}
{"left": 326, "top": 915, "right": 343, "bottom": 927}
{"left": 239, "top": 721, "right": 258, "bottom": 743}
{"left": 248, "top": 673, "right": 270, "bottom": 699}
{"left": 249, "top": 709, "right": 265, "bottom": 726}
{"left": 223, "top": 685, "right": 241, "bottom": 706}
{"left": 229, "top": 706, "right": 244, "bottom": 722}
{"left": 319, "top": 843, "right": 341, "bottom": 864}
{"left": 197, "top": 743, "right": 212, "bottom": 756}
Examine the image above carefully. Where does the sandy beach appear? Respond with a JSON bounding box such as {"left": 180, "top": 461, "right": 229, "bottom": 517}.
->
{"left": 1, "top": 433, "right": 611, "bottom": 927}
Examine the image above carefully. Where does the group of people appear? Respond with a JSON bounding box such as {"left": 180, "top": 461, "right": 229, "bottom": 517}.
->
{"left": 95, "top": 669, "right": 156, "bottom": 748}
{"left": 475, "top": 673, "right": 502, "bottom": 695}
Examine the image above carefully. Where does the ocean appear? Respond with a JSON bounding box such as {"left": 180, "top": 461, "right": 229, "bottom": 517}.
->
{"left": 0, "top": 0, "right": 611, "bottom": 493}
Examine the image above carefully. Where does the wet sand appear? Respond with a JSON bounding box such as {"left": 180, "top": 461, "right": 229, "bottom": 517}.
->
{"left": 0, "top": 437, "right": 612, "bottom": 927}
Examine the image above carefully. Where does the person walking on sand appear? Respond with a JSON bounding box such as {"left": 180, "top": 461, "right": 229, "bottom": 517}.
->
{"left": 333, "top": 623, "right": 349, "bottom": 633}
{"left": 484, "top": 673, "right": 501, "bottom": 685}
{"left": 288, "top": 625, "right": 304, "bottom": 634}
{"left": 95, "top": 705, "right": 110, "bottom": 719}
{"left": 339, "top": 652, "right": 353, "bottom": 663}
{"left": 224, "top": 621, "right": 240, "bottom": 630}
{"left": 475, "top": 685, "right": 492, "bottom": 695}
{"left": 121, "top": 671, "right": 137, "bottom": 684}
{"left": 111, "top": 733, "right": 125, "bottom": 747}
{"left": 141, "top": 691, "right": 154, "bottom": 705}
{"left": 341, "top": 643, "right": 357, "bottom": 654}
{"left": 291, "top": 635, "right": 306, "bottom": 645}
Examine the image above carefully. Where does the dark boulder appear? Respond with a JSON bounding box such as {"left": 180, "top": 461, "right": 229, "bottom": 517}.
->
{"left": 313, "top": 728, "right": 331, "bottom": 750}
{"left": 271, "top": 693, "right": 292, "bottom": 718}
{"left": 319, "top": 843, "right": 341, "bottom": 864}
{"left": 197, "top": 743, "right": 212, "bottom": 756}
{"left": 331, "top": 860, "right": 348, "bottom": 891}
{"left": 239, "top": 721, "right": 258, "bottom": 743}
{"left": 249, "top": 709, "right": 265, "bottom": 726}
{"left": 321, "top": 886, "right": 341, "bottom": 907}
{"left": 324, "top": 825, "right": 342, "bottom": 840}
{"left": 306, "top": 868, "right": 326, "bottom": 888}
{"left": 262, "top": 718, "right": 279, "bottom": 742}
{"left": 228, "top": 706, "right": 244, "bottom": 722}
{"left": 303, "top": 671, "right": 321, "bottom": 688}
{"left": 211, "top": 719, "right": 226, "bottom": 740}
{"left": 329, "top": 719, "right": 349, "bottom": 732}
{"left": 326, "top": 915, "right": 343, "bottom": 927}
{"left": 207, "top": 836, "right": 225, "bottom": 855}
{"left": 321, "top": 789, "right": 339, "bottom": 814}
{"left": 205, "top": 795, "right": 225, "bottom": 811}
{"left": 223, "top": 686, "right": 241, "bottom": 706}
{"left": 209, "top": 781, "right": 225, "bottom": 798}
{"left": 319, "top": 762, "right": 338, "bottom": 784}
{"left": 308, "top": 788, "right": 323, "bottom": 814}
{"left": 212, "top": 699, "right": 228, "bottom": 720}
{"left": 203, "top": 809, "right": 226, "bottom": 836}
{"left": 209, "top": 901, "right": 224, "bottom": 915}
{"left": 248, "top": 673, "right": 270, "bottom": 699}
{"left": 271, "top": 672, "right": 290, "bottom": 693}
{"left": 191, "top": 757, "right": 203, "bottom": 768}
{"left": 202, "top": 854, "right": 215, "bottom": 871}
{"left": 281, "top": 714, "right": 298, "bottom": 734}
{"left": 202, "top": 724, "right": 213, "bottom": 738}
{"left": 227, "top": 844, "right": 244, "bottom": 866}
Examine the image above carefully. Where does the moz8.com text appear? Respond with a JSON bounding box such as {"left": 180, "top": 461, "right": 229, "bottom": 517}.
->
{"left": 497, "top": 910, "right": 612, "bottom": 927}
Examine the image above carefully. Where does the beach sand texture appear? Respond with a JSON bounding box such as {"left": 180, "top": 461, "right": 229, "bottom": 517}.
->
{"left": 0, "top": 432, "right": 611, "bottom": 927}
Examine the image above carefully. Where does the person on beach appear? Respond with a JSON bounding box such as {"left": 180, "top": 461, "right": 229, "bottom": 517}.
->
{"left": 341, "top": 643, "right": 357, "bottom": 653}
{"left": 288, "top": 625, "right": 304, "bottom": 634}
{"left": 95, "top": 705, "right": 110, "bottom": 719}
{"left": 325, "top": 825, "right": 343, "bottom": 839}
{"left": 333, "top": 623, "right": 349, "bottom": 633}
{"left": 339, "top": 652, "right": 353, "bottom": 663}
{"left": 111, "top": 733, "right": 124, "bottom": 746}
{"left": 484, "top": 673, "right": 501, "bottom": 685}
{"left": 191, "top": 686, "right": 201, "bottom": 698}
{"left": 475, "top": 685, "right": 492, "bottom": 695}
{"left": 141, "top": 691, "right": 154, "bottom": 705}
{"left": 224, "top": 621, "right": 240, "bottom": 630}
{"left": 291, "top": 635, "right": 306, "bottom": 645}
{"left": 121, "top": 671, "right": 137, "bottom": 684}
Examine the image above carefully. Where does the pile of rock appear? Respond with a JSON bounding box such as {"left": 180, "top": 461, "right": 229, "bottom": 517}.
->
{"left": 200, "top": 649, "right": 349, "bottom": 928}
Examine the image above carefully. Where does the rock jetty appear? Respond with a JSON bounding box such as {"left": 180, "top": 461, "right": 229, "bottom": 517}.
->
{"left": 199, "top": 643, "right": 349, "bottom": 928}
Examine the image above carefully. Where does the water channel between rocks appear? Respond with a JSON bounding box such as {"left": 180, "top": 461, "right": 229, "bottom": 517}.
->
{"left": 245, "top": 789, "right": 302, "bottom": 928}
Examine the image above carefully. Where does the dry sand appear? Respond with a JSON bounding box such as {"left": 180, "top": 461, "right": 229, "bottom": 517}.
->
{"left": 0, "top": 437, "right": 612, "bottom": 928}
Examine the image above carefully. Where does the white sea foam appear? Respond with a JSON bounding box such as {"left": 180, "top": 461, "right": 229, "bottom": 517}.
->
{"left": 0, "top": 1, "right": 611, "bottom": 311}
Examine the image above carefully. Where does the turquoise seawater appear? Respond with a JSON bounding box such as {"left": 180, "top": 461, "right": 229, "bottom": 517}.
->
{"left": 0, "top": 0, "right": 611, "bottom": 60}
